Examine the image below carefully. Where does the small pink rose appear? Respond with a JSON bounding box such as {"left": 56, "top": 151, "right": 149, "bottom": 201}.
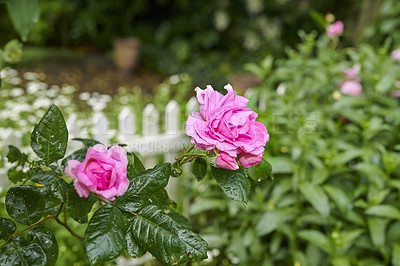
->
{"left": 327, "top": 21, "right": 343, "bottom": 38}
{"left": 391, "top": 49, "right": 400, "bottom": 60}
{"left": 65, "top": 144, "right": 129, "bottom": 201}
{"left": 391, "top": 90, "right": 400, "bottom": 98}
{"left": 343, "top": 63, "right": 360, "bottom": 80}
{"left": 186, "top": 84, "right": 269, "bottom": 170}
{"left": 340, "top": 80, "right": 362, "bottom": 96}
{"left": 238, "top": 152, "right": 264, "bottom": 168}
{"left": 216, "top": 152, "right": 239, "bottom": 170}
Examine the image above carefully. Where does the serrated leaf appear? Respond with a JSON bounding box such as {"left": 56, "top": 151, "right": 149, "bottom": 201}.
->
{"left": 5, "top": 186, "right": 44, "bottom": 225}
{"left": 66, "top": 183, "right": 96, "bottom": 223}
{"left": 6, "top": 0, "right": 40, "bottom": 41}
{"left": 127, "top": 152, "right": 146, "bottom": 178}
{"left": 366, "top": 205, "right": 400, "bottom": 220}
{"left": 211, "top": 166, "right": 250, "bottom": 204}
{"left": 299, "top": 182, "right": 330, "bottom": 217}
{"left": 84, "top": 204, "right": 129, "bottom": 265}
{"left": 131, "top": 205, "right": 208, "bottom": 265}
{"left": 125, "top": 225, "right": 146, "bottom": 258}
{"left": 298, "top": 230, "right": 333, "bottom": 254}
{"left": 116, "top": 163, "right": 171, "bottom": 212}
{"left": 0, "top": 217, "right": 16, "bottom": 240}
{"left": 0, "top": 236, "right": 47, "bottom": 265}
{"left": 192, "top": 157, "right": 207, "bottom": 181}
{"left": 6, "top": 145, "right": 28, "bottom": 165}
{"left": 28, "top": 227, "right": 58, "bottom": 266}
{"left": 246, "top": 159, "right": 273, "bottom": 181}
{"left": 31, "top": 104, "right": 68, "bottom": 165}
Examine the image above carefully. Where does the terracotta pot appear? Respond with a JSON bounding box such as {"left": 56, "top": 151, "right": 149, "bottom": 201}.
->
{"left": 114, "top": 37, "right": 140, "bottom": 74}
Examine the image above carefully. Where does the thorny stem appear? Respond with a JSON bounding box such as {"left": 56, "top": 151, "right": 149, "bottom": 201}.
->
{"left": 173, "top": 145, "right": 209, "bottom": 170}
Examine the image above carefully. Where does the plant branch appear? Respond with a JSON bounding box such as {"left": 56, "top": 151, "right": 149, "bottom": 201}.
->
{"left": 10, "top": 215, "right": 56, "bottom": 238}
{"left": 54, "top": 217, "right": 84, "bottom": 240}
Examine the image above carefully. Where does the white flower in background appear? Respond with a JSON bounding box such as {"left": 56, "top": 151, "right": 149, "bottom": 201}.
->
{"left": 47, "top": 85, "right": 60, "bottom": 98}
{"left": 79, "top": 92, "right": 91, "bottom": 101}
{"left": 61, "top": 85, "right": 76, "bottom": 94}
{"left": 277, "top": 83, "right": 286, "bottom": 95}
{"left": 33, "top": 97, "right": 52, "bottom": 109}
{"left": 100, "top": 94, "right": 112, "bottom": 103}
{"left": 27, "top": 82, "right": 41, "bottom": 94}
{"left": 23, "top": 72, "right": 38, "bottom": 81}
{"left": 169, "top": 74, "right": 180, "bottom": 85}
{"left": 9, "top": 77, "right": 22, "bottom": 85}
{"left": 244, "top": 31, "right": 260, "bottom": 51}
{"left": 9, "top": 88, "right": 24, "bottom": 97}
{"left": 246, "top": 0, "right": 264, "bottom": 14}
{"left": 0, "top": 68, "right": 18, "bottom": 79}
{"left": 28, "top": 115, "right": 37, "bottom": 123}
{"left": 259, "top": 17, "right": 281, "bottom": 41}
{"left": 214, "top": 9, "right": 230, "bottom": 31}
{"left": 54, "top": 95, "right": 70, "bottom": 106}
{"left": 17, "top": 120, "right": 28, "bottom": 127}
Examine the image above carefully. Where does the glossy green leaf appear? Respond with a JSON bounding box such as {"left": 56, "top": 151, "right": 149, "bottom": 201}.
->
{"left": 61, "top": 148, "right": 87, "bottom": 170}
{"left": 0, "top": 236, "right": 47, "bottom": 265}
{"left": 150, "top": 189, "right": 171, "bottom": 210}
{"left": 116, "top": 163, "right": 171, "bottom": 212}
{"left": 211, "top": 166, "right": 250, "bottom": 204}
{"left": 192, "top": 157, "right": 207, "bottom": 181}
{"left": 246, "top": 159, "right": 273, "bottom": 181}
{"left": 298, "top": 230, "right": 333, "bottom": 254}
{"left": 28, "top": 227, "right": 58, "bottom": 266}
{"left": 31, "top": 104, "right": 68, "bottom": 165}
{"left": 66, "top": 183, "right": 96, "bottom": 223}
{"left": 127, "top": 152, "right": 146, "bottom": 178}
{"left": 6, "top": 145, "right": 28, "bottom": 165}
{"left": 125, "top": 225, "right": 146, "bottom": 258}
{"left": 30, "top": 168, "right": 58, "bottom": 185}
{"left": 0, "top": 217, "right": 16, "bottom": 240}
{"left": 5, "top": 186, "right": 44, "bottom": 225}
{"left": 168, "top": 210, "right": 191, "bottom": 230}
{"left": 7, "top": 167, "right": 28, "bottom": 184}
{"left": 366, "top": 205, "right": 400, "bottom": 220}
{"left": 6, "top": 0, "right": 40, "bottom": 41}
{"left": 299, "top": 182, "right": 330, "bottom": 217}
{"left": 130, "top": 205, "right": 208, "bottom": 265}
{"left": 84, "top": 204, "right": 129, "bottom": 265}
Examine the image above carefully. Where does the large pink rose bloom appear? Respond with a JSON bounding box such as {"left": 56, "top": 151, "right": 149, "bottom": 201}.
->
{"left": 340, "top": 80, "right": 362, "bottom": 96}
{"left": 327, "top": 21, "right": 343, "bottom": 38}
{"left": 185, "top": 84, "right": 270, "bottom": 170}
{"left": 65, "top": 144, "right": 129, "bottom": 201}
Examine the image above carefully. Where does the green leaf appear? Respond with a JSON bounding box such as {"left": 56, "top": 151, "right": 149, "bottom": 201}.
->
{"left": 61, "top": 148, "right": 87, "bottom": 170}
{"left": 125, "top": 225, "right": 146, "bottom": 258}
{"left": 298, "top": 230, "right": 333, "bottom": 254}
{"left": 7, "top": 167, "right": 28, "bottom": 184}
{"left": 366, "top": 205, "right": 400, "bottom": 220}
{"left": 0, "top": 236, "right": 47, "bottom": 265}
{"left": 66, "top": 183, "right": 96, "bottom": 223}
{"left": 0, "top": 217, "right": 16, "bottom": 240}
{"left": 127, "top": 152, "right": 146, "bottom": 178}
{"left": 168, "top": 210, "right": 191, "bottom": 230}
{"left": 192, "top": 157, "right": 207, "bottom": 181}
{"left": 84, "top": 204, "right": 129, "bottom": 265}
{"left": 393, "top": 243, "right": 400, "bottom": 266}
{"left": 368, "top": 217, "right": 388, "bottom": 248}
{"left": 256, "top": 207, "right": 298, "bottom": 236}
{"left": 6, "top": 0, "right": 40, "bottom": 41}
{"left": 116, "top": 163, "right": 171, "bottom": 212}
{"left": 246, "top": 159, "right": 273, "bottom": 181}
{"left": 71, "top": 138, "right": 100, "bottom": 148}
{"left": 30, "top": 168, "right": 58, "bottom": 185}
{"left": 130, "top": 205, "right": 208, "bottom": 264}
{"left": 6, "top": 145, "right": 28, "bottom": 165}
{"left": 5, "top": 186, "right": 44, "bottom": 225}
{"left": 28, "top": 227, "right": 58, "bottom": 266}
{"left": 150, "top": 189, "right": 171, "bottom": 210}
{"left": 299, "top": 182, "right": 330, "bottom": 217}
{"left": 31, "top": 104, "right": 68, "bottom": 165}
{"left": 210, "top": 166, "right": 250, "bottom": 204}
{"left": 323, "top": 185, "right": 352, "bottom": 215}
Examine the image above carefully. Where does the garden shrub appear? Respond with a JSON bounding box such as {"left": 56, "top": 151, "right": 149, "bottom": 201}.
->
{"left": 186, "top": 30, "right": 400, "bottom": 265}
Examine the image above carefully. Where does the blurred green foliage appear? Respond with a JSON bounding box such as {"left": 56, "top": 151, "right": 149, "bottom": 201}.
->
{"left": 184, "top": 29, "right": 400, "bottom": 265}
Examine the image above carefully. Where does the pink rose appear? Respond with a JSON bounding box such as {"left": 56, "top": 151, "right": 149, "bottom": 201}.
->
{"left": 391, "top": 49, "right": 400, "bottom": 60}
{"left": 391, "top": 90, "right": 400, "bottom": 98}
{"left": 185, "top": 84, "right": 269, "bottom": 170}
{"left": 65, "top": 144, "right": 129, "bottom": 201}
{"left": 340, "top": 80, "right": 362, "bottom": 96}
{"left": 327, "top": 21, "right": 343, "bottom": 38}
{"left": 343, "top": 63, "right": 360, "bottom": 80}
